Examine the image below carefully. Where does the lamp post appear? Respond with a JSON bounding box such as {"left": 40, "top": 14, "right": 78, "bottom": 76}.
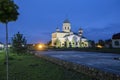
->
{"left": 5, "top": 22, "right": 9, "bottom": 80}
{"left": 0, "top": 0, "right": 19, "bottom": 80}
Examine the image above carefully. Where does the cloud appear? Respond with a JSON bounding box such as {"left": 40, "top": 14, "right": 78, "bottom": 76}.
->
{"left": 84, "top": 23, "right": 120, "bottom": 41}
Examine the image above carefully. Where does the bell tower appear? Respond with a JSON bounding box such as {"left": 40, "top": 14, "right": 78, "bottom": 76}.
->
{"left": 78, "top": 28, "right": 83, "bottom": 37}
{"left": 63, "top": 19, "right": 71, "bottom": 32}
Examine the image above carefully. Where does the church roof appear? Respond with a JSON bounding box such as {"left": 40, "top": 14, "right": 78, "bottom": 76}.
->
{"left": 112, "top": 33, "right": 120, "bottom": 39}
{"left": 55, "top": 31, "right": 69, "bottom": 33}
{"left": 63, "top": 19, "right": 70, "bottom": 23}
{"left": 64, "top": 33, "right": 86, "bottom": 38}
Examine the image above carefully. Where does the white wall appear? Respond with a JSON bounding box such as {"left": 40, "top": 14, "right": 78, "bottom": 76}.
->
{"left": 112, "top": 39, "right": 120, "bottom": 48}
{"left": 0, "top": 44, "right": 4, "bottom": 49}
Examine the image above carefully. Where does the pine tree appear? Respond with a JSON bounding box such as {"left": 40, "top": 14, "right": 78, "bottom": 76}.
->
{"left": 12, "top": 32, "right": 27, "bottom": 54}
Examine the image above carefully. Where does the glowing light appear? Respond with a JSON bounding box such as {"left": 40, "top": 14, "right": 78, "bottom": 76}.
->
{"left": 97, "top": 45, "right": 103, "bottom": 48}
{"left": 36, "top": 43, "right": 46, "bottom": 50}
{"left": 38, "top": 44, "right": 43, "bottom": 49}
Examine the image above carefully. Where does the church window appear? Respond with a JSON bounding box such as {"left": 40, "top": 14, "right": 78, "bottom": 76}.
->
{"left": 81, "top": 42, "right": 84, "bottom": 47}
{"left": 114, "top": 41, "right": 119, "bottom": 46}
{"left": 65, "top": 27, "right": 66, "bottom": 29}
{"left": 64, "top": 42, "right": 67, "bottom": 47}
{"left": 69, "top": 42, "right": 71, "bottom": 45}
{"left": 76, "top": 42, "right": 78, "bottom": 45}
{"left": 54, "top": 43, "right": 56, "bottom": 45}
{"left": 69, "top": 42, "right": 72, "bottom": 48}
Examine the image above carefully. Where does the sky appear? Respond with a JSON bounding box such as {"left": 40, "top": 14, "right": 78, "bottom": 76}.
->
{"left": 0, "top": 0, "right": 120, "bottom": 44}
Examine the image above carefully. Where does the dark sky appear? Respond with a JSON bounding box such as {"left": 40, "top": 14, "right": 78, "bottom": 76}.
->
{"left": 0, "top": 0, "right": 120, "bottom": 43}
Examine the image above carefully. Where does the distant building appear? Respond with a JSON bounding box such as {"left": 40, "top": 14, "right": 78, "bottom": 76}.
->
{"left": 51, "top": 19, "right": 89, "bottom": 48}
{"left": 8, "top": 43, "right": 12, "bottom": 48}
{"left": 112, "top": 33, "right": 120, "bottom": 48}
{"left": 0, "top": 42, "right": 4, "bottom": 49}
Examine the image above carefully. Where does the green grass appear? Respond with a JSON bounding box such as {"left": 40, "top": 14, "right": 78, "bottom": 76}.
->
{"left": 0, "top": 50, "right": 92, "bottom": 80}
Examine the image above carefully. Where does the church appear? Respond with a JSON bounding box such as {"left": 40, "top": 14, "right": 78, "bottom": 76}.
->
{"left": 51, "top": 19, "right": 89, "bottom": 48}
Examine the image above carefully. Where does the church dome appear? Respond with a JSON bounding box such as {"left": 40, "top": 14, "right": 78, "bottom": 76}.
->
{"left": 63, "top": 19, "right": 70, "bottom": 23}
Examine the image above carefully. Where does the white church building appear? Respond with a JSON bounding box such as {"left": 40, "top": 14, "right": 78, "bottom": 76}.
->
{"left": 51, "top": 19, "right": 89, "bottom": 48}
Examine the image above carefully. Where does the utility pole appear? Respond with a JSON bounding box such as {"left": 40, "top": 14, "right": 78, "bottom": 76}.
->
{"left": 5, "top": 22, "right": 9, "bottom": 80}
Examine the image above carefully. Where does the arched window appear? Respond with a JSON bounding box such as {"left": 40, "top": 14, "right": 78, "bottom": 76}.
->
{"left": 76, "top": 42, "right": 78, "bottom": 45}
{"left": 85, "top": 44, "right": 87, "bottom": 47}
{"left": 114, "top": 41, "right": 119, "bottom": 46}
{"left": 64, "top": 42, "right": 67, "bottom": 47}
{"left": 54, "top": 42, "right": 56, "bottom": 45}
{"left": 69, "top": 42, "right": 72, "bottom": 48}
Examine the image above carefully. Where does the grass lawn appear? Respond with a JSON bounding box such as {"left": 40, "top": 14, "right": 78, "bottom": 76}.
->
{"left": 0, "top": 50, "right": 92, "bottom": 80}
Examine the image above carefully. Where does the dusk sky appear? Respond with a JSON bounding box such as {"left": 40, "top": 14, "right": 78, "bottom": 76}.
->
{"left": 0, "top": 0, "right": 120, "bottom": 44}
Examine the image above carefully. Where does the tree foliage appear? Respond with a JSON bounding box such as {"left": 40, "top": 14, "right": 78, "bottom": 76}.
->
{"left": 89, "top": 40, "right": 95, "bottom": 48}
{"left": 98, "top": 39, "right": 105, "bottom": 47}
{"left": 0, "top": 0, "right": 19, "bottom": 23}
{"left": 12, "top": 32, "right": 27, "bottom": 54}
{"left": 47, "top": 40, "right": 52, "bottom": 46}
{"left": 105, "top": 39, "right": 112, "bottom": 48}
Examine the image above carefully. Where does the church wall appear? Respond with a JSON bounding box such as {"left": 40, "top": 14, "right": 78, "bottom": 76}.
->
{"left": 112, "top": 39, "right": 120, "bottom": 48}
{"left": 56, "top": 33, "right": 69, "bottom": 38}
{"left": 63, "top": 23, "right": 71, "bottom": 32}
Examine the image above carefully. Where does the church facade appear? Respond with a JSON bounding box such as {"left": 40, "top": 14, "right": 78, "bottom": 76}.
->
{"left": 51, "top": 19, "right": 89, "bottom": 48}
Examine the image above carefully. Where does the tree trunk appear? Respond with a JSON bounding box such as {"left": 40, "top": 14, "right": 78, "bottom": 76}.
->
{"left": 5, "top": 22, "right": 9, "bottom": 80}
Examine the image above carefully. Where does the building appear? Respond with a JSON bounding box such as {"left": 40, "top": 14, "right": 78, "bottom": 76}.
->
{"left": 0, "top": 42, "right": 4, "bottom": 49}
{"left": 51, "top": 19, "right": 89, "bottom": 48}
{"left": 112, "top": 33, "right": 120, "bottom": 48}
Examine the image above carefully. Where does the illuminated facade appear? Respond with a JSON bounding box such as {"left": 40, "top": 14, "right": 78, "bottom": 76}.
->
{"left": 112, "top": 33, "right": 120, "bottom": 48}
{"left": 51, "top": 19, "right": 89, "bottom": 48}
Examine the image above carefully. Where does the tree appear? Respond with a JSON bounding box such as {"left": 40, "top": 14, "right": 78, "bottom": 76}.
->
{"left": 0, "top": 0, "right": 19, "bottom": 80}
{"left": 98, "top": 39, "right": 105, "bottom": 47}
{"left": 47, "top": 40, "right": 52, "bottom": 46}
{"left": 89, "top": 40, "right": 95, "bottom": 48}
{"left": 105, "top": 39, "right": 112, "bottom": 48}
{"left": 12, "top": 32, "right": 27, "bottom": 54}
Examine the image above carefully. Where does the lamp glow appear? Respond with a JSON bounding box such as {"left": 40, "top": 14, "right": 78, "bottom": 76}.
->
{"left": 97, "top": 45, "right": 103, "bottom": 48}
{"left": 38, "top": 45, "right": 43, "bottom": 49}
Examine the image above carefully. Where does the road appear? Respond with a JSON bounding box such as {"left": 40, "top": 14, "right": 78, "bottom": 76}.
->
{"left": 36, "top": 51, "right": 120, "bottom": 75}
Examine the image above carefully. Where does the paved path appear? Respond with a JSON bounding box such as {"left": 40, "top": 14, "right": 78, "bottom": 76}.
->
{"left": 36, "top": 51, "right": 120, "bottom": 75}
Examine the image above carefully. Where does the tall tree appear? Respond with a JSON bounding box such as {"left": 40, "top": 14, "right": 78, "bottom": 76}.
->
{"left": 47, "top": 40, "right": 52, "bottom": 46}
{"left": 12, "top": 32, "right": 27, "bottom": 54}
{"left": 0, "top": 0, "right": 19, "bottom": 80}
{"left": 89, "top": 40, "right": 95, "bottom": 48}
{"left": 98, "top": 39, "right": 105, "bottom": 47}
{"left": 105, "top": 39, "right": 112, "bottom": 48}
